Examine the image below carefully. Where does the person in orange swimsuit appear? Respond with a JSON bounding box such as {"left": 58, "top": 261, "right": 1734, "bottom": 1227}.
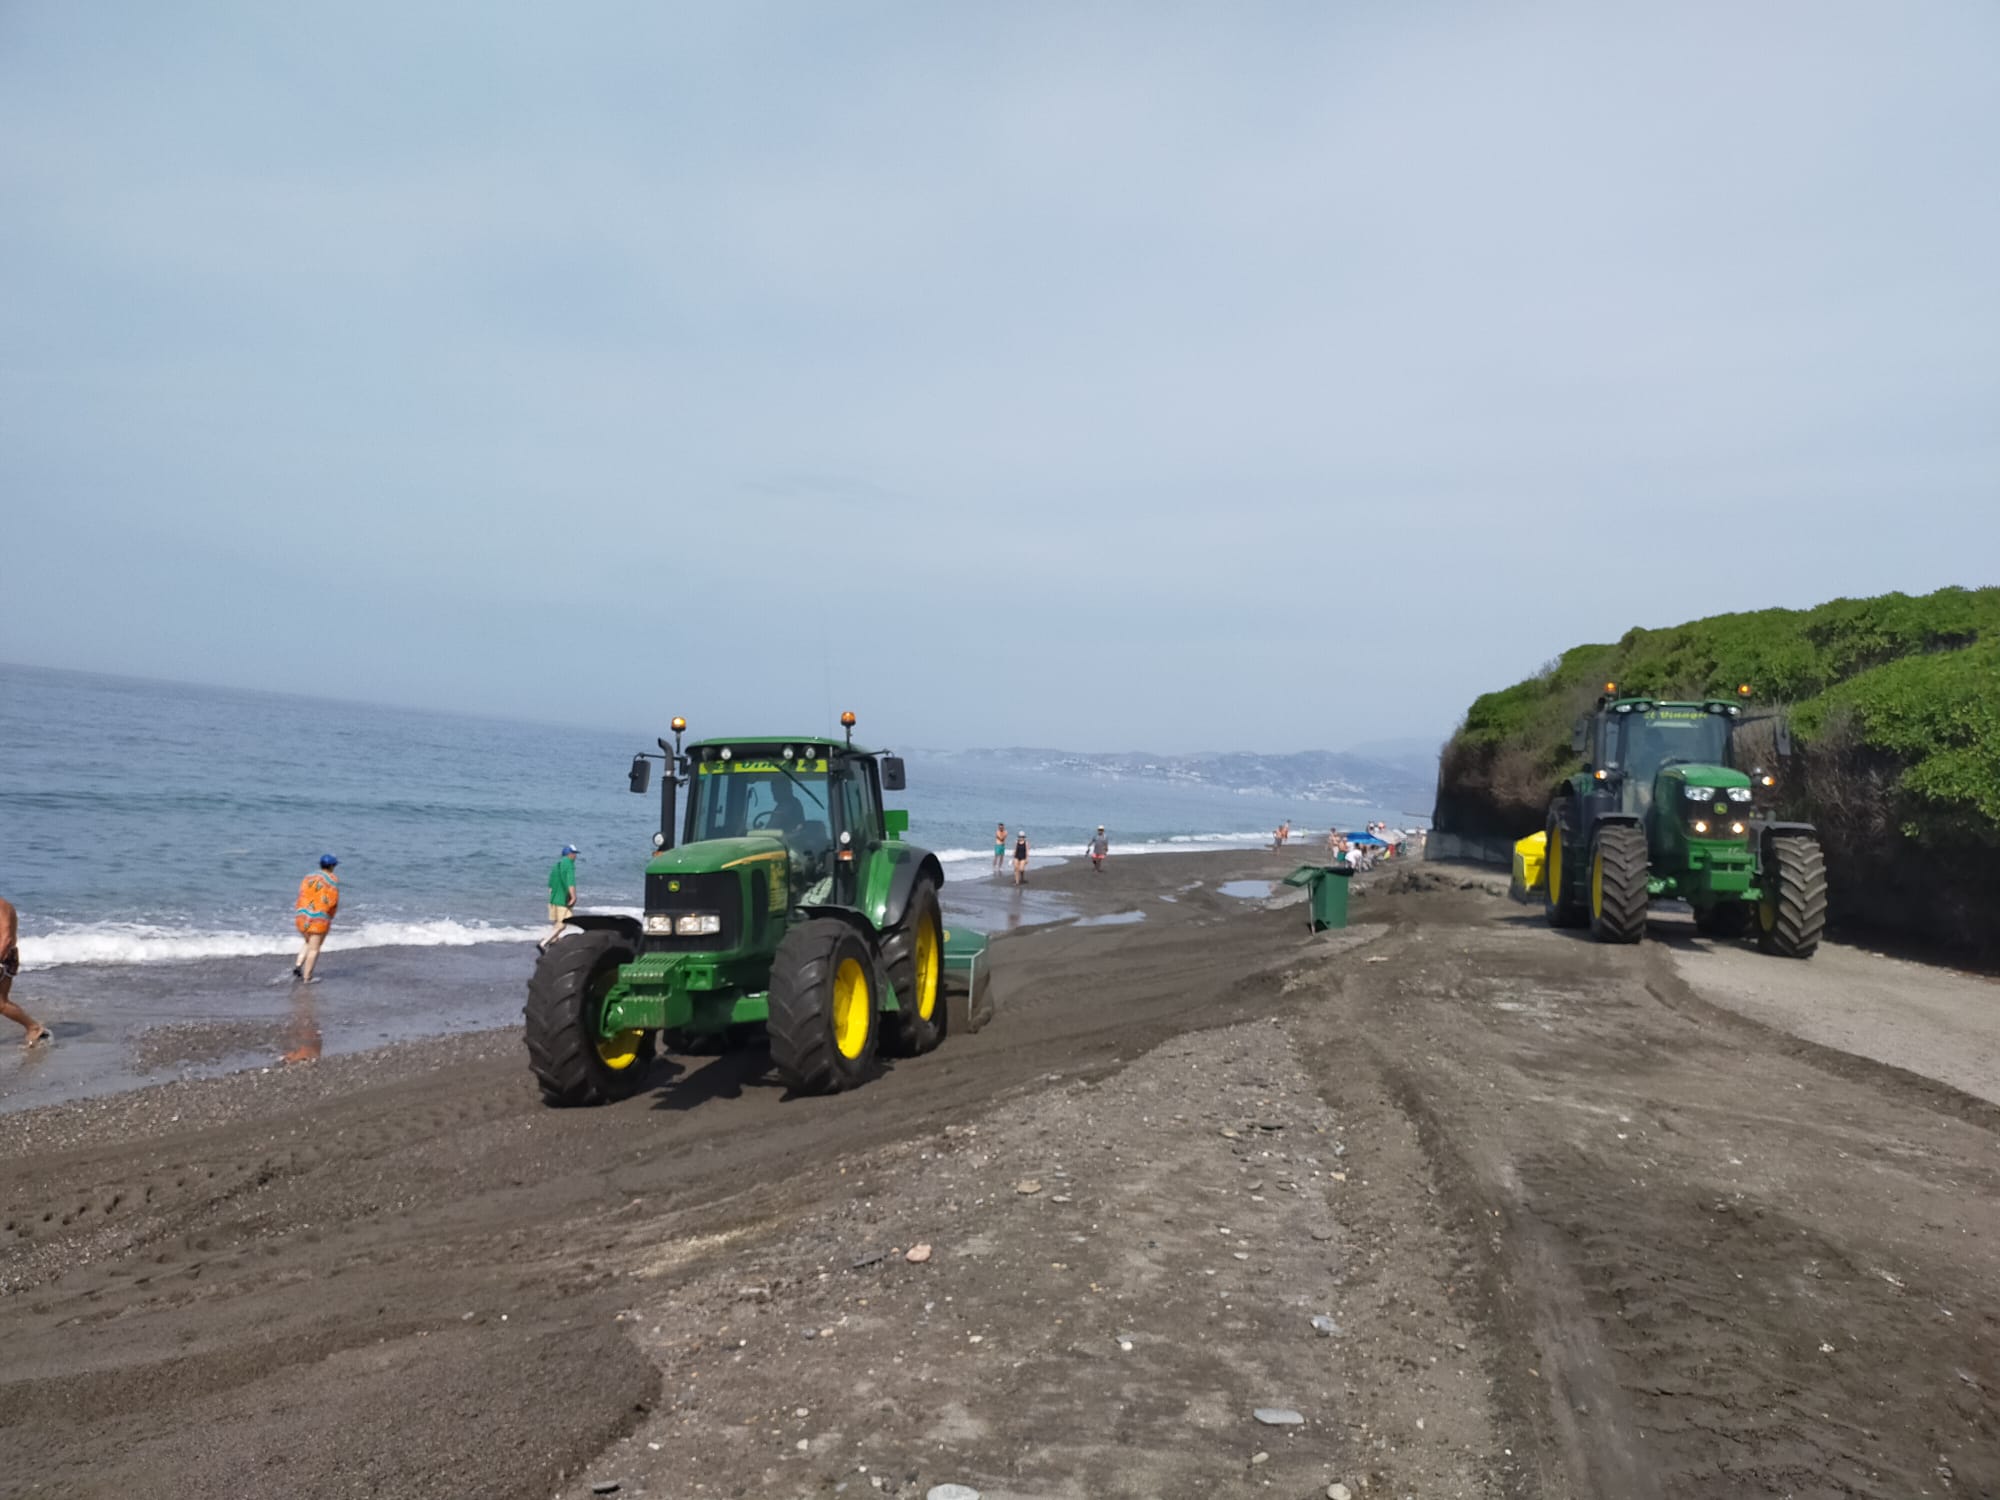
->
{"left": 293, "top": 854, "right": 341, "bottom": 982}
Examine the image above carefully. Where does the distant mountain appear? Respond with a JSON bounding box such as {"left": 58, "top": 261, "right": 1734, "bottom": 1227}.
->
{"left": 926, "top": 745, "right": 1439, "bottom": 821}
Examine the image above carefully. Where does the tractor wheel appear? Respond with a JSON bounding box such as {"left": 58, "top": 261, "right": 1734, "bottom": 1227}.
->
{"left": 881, "top": 879, "right": 947, "bottom": 1057}
{"left": 1694, "top": 902, "right": 1752, "bottom": 940}
{"left": 767, "top": 919, "right": 880, "bottom": 1094}
{"left": 1543, "top": 809, "right": 1586, "bottom": 928}
{"left": 1758, "top": 834, "right": 1827, "bottom": 959}
{"left": 524, "top": 929, "right": 655, "bottom": 1106}
{"left": 1587, "top": 823, "right": 1650, "bottom": 944}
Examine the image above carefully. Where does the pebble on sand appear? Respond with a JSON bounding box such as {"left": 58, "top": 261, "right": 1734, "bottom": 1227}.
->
{"left": 1254, "top": 1407, "right": 1305, "bottom": 1426}
{"left": 1329, "top": 1485, "right": 1354, "bottom": 1500}
{"left": 1015, "top": 1179, "right": 1043, "bottom": 1195}
{"left": 927, "top": 1486, "right": 981, "bottom": 1500}
{"left": 906, "top": 1243, "right": 933, "bottom": 1263}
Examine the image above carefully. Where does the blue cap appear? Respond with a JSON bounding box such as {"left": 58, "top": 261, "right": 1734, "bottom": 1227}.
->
{"left": 320, "top": 853, "right": 339, "bottom": 868}
{"left": 562, "top": 844, "right": 578, "bottom": 856}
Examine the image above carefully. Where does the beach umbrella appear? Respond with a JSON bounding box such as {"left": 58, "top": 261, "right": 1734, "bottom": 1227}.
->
{"left": 1344, "top": 832, "right": 1389, "bottom": 846}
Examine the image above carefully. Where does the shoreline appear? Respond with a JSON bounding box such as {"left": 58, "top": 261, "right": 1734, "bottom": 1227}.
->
{"left": 0, "top": 843, "right": 1370, "bottom": 1122}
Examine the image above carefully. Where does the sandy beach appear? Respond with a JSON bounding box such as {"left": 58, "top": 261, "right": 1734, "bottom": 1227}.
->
{"left": 6, "top": 847, "right": 1999, "bottom": 1499}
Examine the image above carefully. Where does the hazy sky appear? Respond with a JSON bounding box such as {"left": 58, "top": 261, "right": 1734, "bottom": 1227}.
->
{"left": 4, "top": 3, "right": 1995, "bottom": 753}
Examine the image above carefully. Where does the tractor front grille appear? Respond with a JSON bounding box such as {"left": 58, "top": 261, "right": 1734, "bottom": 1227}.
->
{"left": 643, "top": 870, "right": 744, "bottom": 952}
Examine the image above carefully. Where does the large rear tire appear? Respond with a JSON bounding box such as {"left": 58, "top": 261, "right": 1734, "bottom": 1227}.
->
{"left": 768, "top": 919, "right": 880, "bottom": 1094}
{"left": 881, "top": 879, "right": 947, "bottom": 1057}
{"left": 1588, "top": 823, "right": 1650, "bottom": 944}
{"left": 525, "top": 930, "right": 655, "bottom": 1106}
{"left": 1544, "top": 807, "right": 1586, "bottom": 928}
{"left": 1758, "top": 834, "right": 1827, "bottom": 958}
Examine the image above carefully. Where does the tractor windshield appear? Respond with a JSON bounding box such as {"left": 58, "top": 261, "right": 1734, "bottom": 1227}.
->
{"left": 689, "top": 757, "right": 832, "bottom": 844}
{"left": 1607, "top": 709, "right": 1732, "bottom": 791}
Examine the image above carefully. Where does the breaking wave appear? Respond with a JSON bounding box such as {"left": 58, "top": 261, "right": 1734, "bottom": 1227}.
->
{"left": 16, "top": 918, "right": 547, "bottom": 970}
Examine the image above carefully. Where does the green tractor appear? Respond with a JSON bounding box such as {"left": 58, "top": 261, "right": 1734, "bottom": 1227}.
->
{"left": 1542, "top": 685, "right": 1827, "bottom": 956}
{"left": 525, "top": 713, "right": 993, "bottom": 1106}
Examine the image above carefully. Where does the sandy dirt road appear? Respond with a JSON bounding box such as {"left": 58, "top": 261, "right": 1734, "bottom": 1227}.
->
{"left": 3, "top": 852, "right": 1997, "bottom": 1498}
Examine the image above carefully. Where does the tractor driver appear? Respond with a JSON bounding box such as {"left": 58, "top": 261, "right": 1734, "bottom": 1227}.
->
{"left": 767, "top": 778, "right": 807, "bottom": 835}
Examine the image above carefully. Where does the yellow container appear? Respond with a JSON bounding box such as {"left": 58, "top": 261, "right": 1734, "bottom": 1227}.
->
{"left": 1510, "top": 830, "right": 1547, "bottom": 902}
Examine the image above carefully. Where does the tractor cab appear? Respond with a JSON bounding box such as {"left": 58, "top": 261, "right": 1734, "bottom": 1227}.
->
{"left": 1580, "top": 696, "right": 1740, "bottom": 820}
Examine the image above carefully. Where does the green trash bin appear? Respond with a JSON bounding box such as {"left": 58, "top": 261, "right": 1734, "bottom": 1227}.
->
{"left": 1282, "top": 864, "right": 1353, "bottom": 932}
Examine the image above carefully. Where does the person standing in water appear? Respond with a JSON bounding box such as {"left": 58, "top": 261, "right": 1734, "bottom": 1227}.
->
{"left": 543, "top": 843, "right": 578, "bottom": 951}
{"left": 1012, "top": 829, "right": 1030, "bottom": 886}
{"left": 0, "top": 896, "right": 52, "bottom": 1048}
{"left": 293, "top": 854, "right": 340, "bottom": 982}
{"left": 1088, "top": 825, "right": 1109, "bottom": 872}
{"left": 992, "top": 823, "right": 1007, "bottom": 876}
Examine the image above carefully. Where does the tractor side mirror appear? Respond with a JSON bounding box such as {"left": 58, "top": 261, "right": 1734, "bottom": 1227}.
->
{"left": 1570, "top": 720, "right": 1588, "bottom": 755}
{"left": 628, "top": 756, "right": 651, "bottom": 795}
{"left": 880, "top": 756, "right": 907, "bottom": 792}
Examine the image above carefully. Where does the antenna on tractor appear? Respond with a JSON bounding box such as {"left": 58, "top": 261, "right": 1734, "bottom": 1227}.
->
{"left": 840, "top": 710, "right": 857, "bottom": 747}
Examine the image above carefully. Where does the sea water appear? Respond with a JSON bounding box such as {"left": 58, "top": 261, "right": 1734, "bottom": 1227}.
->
{"left": 0, "top": 663, "right": 1414, "bottom": 1107}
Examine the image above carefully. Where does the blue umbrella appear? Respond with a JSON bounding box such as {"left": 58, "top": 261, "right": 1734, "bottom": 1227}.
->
{"left": 1344, "top": 832, "right": 1389, "bottom": 846}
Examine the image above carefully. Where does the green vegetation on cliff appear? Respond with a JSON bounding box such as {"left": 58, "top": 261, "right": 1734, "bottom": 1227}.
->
{"left": 1436, "top": 586, "right": 2000, "bottom": 954}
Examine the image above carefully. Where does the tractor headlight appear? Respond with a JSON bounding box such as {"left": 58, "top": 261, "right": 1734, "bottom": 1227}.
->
{"left": 1684, "top": 785, "right": 1716, "bottom": 801}
{"left": 1730, "top": 821, "right": 1746, "bottom": 835}
{"left": 1725, "top": 787, "right": 1753, "bottom": 803}
{"left": 643, "top": 913, "right": 675, "bottom": 935}
{"left": 1692, "top": 819, "right": 1710, "bottom": 834}
{"left": 674, "top": 913, "right": 722, "bottom": 936}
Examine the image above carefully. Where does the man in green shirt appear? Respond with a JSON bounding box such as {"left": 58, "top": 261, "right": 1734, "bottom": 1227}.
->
{"left": 543, "top": 843, "right": 578, "bottom": 952}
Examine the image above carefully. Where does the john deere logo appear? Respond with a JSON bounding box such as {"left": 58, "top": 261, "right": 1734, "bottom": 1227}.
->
{"left": 1714, "top": 803, "right": 1727, "bottom": 814}
{"left": 668, "top": 879, "right": 681, "bottom": 893}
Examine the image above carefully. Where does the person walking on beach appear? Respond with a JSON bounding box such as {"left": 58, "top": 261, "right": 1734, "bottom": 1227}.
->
{"left": 292, "top": 855, "right": 340, "bottom": 982}
{"left": 0, "top": 896, "right": 52, "bottom": 1048}
{"left": 1012, "top": 829, "right": 1030, "bottom": 886}
{"left": 993, "top": 823, "right": 1007, "bottom": 876}
{"left": 543, "top": 843, "right": 578, "bottom": 951}
{"left": 1088, "top": 825, "right": 1109, "bottom": 872}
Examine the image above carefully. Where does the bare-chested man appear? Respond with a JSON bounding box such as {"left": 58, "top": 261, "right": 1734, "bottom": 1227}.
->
{"left": 0, "top": 896, "right": 52, "bottom": 1048}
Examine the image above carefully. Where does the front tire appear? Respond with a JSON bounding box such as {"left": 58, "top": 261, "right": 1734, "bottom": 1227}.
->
{"left": 525, "top": 930, "right": 655, "bottom": 1106}
{"left": 1758, "top": 835, "right": 1827, "bottom": 958}
{"left": 1588, "top": 823, "right": 1650, "bottom": 944}
{"left": 1544, "top": 807, "right": 1586, "bottom": 928}
{"left": 881, "top": 880, "right": 946, "bottom": 1057}
{"left": 768, "top": 919, "right": 880, "bottom": 1094}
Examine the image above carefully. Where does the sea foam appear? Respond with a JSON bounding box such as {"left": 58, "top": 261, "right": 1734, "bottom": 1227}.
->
{"left": 17, "top": 918, "right": 547, "bottom": 970}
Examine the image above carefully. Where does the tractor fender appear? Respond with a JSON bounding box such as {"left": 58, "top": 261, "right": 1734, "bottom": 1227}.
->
{"left": 562, "top": 912, "right": 643, "bottom": 944}
{"left": 880, "top": 852, "right": 946, "bottom": 932}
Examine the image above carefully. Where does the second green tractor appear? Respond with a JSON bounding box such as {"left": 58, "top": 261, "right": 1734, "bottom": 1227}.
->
{"left": 1542, "top": 686, "right": 1827, "bottom": 957}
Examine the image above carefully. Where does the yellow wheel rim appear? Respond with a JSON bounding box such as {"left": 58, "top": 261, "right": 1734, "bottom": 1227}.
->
{"left": 1759, "top": 893, "right": 1777, "bottom": 932}
{"left": 1590, "top": 849, "right": 1604, "bottom": 919}
{"left": 1548, "top": 831, "right": 1563, "bottom": 899}
{"left": 914, "top": 920, "right": 941, "bottom": 1021}
{"left": 597, "top": 1028, "right": 646, "bottom": 1070}
{"left": 832, "top": 956, "right": 871, "bottom": 1060}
